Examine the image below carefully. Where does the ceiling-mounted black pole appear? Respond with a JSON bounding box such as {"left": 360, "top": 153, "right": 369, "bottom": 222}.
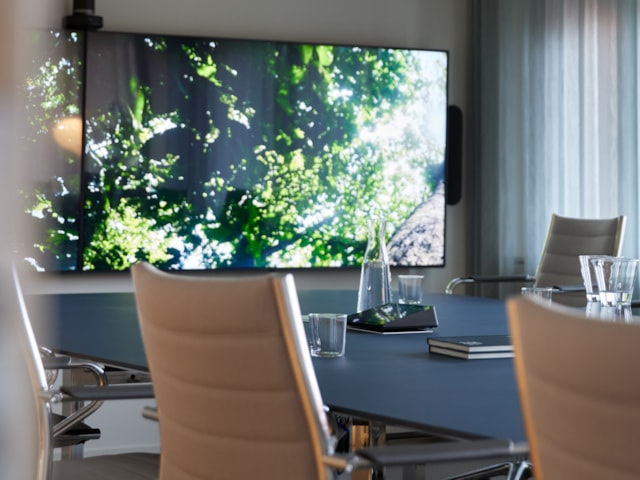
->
{"left": 61, "top": 0, "right": 103, "bottom": 268}
{"left": 63, "top": 0, "right": 103, "bottom": 30}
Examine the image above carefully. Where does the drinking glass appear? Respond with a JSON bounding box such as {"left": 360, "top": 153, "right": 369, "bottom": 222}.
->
{"left": 579, "top": 254, "right": 609, "bottom": 303}
{"left": 579, "top": 254, "right": 609, "bottom": 317}
{"left": 591, "top": 257, "right": 639, "bottom": 307}
{"left": 308, "top": 313, "right": 347, "bottom": 358}
{"left": 520, "top": 287, "right": 553, "bottom": 304}
{"left": 397, "top": 275, "right": 424, "bottom": 305}
{"left": 591, "top": 257, "right": 639, "bottom": 321}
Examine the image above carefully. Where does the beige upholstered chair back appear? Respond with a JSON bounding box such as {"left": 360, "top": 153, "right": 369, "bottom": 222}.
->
{"left": 508, "top": 296, "right": 640, "bottom": 480}
{"left": 131, "top": 262, "right": 334, "bottom": 480}
{"left": 534, "top": 214, "right": 626, "bottom": 306}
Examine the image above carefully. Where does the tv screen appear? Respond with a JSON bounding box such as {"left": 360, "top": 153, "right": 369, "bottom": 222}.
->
{"left": 21, "top": 30, "right": 449, "bottom": 272}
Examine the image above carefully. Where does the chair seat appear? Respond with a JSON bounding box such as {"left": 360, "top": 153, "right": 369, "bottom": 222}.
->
{"left": 53, "top": 452, "right": 160, "bottom": 480}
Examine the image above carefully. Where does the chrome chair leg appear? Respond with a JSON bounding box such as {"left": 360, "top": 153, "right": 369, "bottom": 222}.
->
{"left": 507, "top": 459, "right": 532, "bottom": 480}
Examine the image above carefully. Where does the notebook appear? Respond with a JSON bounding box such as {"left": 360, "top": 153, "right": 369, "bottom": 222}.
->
{"left": 428, "top": 346, "right": 514, "bottom": 360}
{"left": 427, "top": 335, "right": 513, "bottom": 353}
{"left": 427, "top": 335, "right": 513, "bottom": 359}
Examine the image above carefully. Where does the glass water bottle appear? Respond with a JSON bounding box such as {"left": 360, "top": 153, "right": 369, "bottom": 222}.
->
{"left": 357, "top": 217, "right": 392, "bottom": 312}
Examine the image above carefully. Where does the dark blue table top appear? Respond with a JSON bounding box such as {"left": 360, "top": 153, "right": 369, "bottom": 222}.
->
{"left": 28, "top": 290, "right": 524, "bottom": 443}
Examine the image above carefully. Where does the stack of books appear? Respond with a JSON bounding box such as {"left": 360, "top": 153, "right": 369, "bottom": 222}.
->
{"left": 427, "top": 335, "right": 513, "bottom": 360}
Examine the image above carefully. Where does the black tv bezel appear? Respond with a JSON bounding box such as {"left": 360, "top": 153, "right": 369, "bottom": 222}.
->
{"left": 30, "top": 28, "right": 451, "bottom": 274}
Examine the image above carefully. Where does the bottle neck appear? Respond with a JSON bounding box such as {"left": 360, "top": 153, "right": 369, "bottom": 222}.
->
{"left": 364, "top": 218, "right": 389, "bottom": 262}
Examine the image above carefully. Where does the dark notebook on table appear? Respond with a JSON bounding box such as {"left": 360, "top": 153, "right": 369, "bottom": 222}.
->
{"left": 347, "top": 304, "right": 438, "bottom": 334}
{"left": 427, "top": 335, "right": 513, "bottom": 359}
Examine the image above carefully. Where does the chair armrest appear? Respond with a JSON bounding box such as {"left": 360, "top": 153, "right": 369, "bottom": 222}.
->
{"left": 445, "top": 275, "right": 535, "bottom": 295}
{"left": 353, "top": 438, "right": 526, "bottom": 467}
{"left": 321, "top": 439, "right": 528, "bottom": 476}
{"left": 551, "top": 284, "right": 586, "bottom": 293}
{"left": 42, "top": 354, "right": 73, "bottom": 370}
{"left": 45, "top": 356, "right": 110, "bottom": 437}
{"left": 142, "top": 405, "right": 159, "bottom": 421}
{"left": 60, "top": 383, "right": 155, "bottom": 401}
{"left": 42, "top": 353, "right": 108, "bottom": 389}
{"left": 54, "top": 382, "right": 153, "bottom": 437}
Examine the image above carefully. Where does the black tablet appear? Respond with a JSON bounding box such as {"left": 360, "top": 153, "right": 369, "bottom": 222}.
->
{"left": 347, "top": 303, "right": 438, "bottom": 334}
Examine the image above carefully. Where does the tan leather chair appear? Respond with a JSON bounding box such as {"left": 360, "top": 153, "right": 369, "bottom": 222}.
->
{"left": 131, "top": 262, "right": 522, "bottom": 480}
{"left": 9, "top": 266, "right": 159, "bottom": 480}
{"left": 508, "top": 295, "right": 640, "bottom": 479}
{"left": 447, "top": 214, "right": 627, "bottom": 306}
{"left": 15, "top": 267, "right": 107, "bottom": 450}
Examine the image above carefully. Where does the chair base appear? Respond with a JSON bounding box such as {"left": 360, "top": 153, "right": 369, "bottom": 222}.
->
{"left": 52, "top": 413, "right": 101, "bottom": 448}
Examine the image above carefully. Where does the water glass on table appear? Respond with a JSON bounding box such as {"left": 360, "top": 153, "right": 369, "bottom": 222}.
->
{"left": 579, "top": 254, "right": 609, "bottom": 317}
{"left": 308, "top": 313, "right": 347, "bottom": 358}
{"left": 520, "top": 287, "right": 553, "bottom": 304}
{"left": 591, "top": 256, "right": 639, "bottom": 321}
{"left": 397, "top": 275, "right": 424, "bottom": 305}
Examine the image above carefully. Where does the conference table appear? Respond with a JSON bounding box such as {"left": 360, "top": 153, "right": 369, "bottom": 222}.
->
{"left": 28, "top": 289, "right": 526, "bottom": 446}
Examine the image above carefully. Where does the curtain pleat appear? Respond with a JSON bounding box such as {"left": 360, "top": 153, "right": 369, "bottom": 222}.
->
{"left": 469, "top": 0, "right": 640, "bottom": 298}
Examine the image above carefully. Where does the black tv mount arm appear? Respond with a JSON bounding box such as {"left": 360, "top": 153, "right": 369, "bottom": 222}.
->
{"left": 63, "top": 0, "right": 103, "bottom": 30}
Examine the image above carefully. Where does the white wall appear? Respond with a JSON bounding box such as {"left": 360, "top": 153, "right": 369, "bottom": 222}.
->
{"left": 30, "top": 0, "right": 471, "bottom": 458}
{"left": 29, "top": 0, "right": 471, "bottom": 296}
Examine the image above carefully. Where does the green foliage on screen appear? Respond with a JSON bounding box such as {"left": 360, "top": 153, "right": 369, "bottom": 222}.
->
{"left": 21, "top": 30, "right": 448, "bottom": 272}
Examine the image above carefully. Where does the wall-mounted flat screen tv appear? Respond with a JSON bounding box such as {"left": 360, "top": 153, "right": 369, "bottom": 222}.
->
{"left": 21, "top": 30, "right": 449, "bottom": 272}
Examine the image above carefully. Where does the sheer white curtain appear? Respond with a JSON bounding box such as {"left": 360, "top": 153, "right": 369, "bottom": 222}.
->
{"left": 469, "top": 0, "right": 640, "bottom": 296}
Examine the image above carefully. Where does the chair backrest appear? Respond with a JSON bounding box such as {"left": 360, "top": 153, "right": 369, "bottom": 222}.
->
{"left": 507, "top": 296, "right": 640, "bottom": 480}
{"left": 534, "top": 214, "right": 626, "bottom": 306}
{"left": 131, "top": 262, "right": 335, "bottom": 480}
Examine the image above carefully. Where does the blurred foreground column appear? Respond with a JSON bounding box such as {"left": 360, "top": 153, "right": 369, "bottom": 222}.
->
{"left": 0, "top": 0, "right": 39, "bottom": 478}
